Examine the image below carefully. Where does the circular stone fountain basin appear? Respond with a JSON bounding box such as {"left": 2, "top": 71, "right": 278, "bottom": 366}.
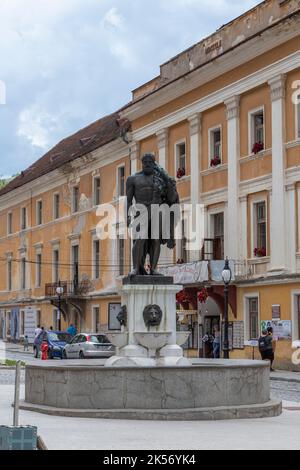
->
{"left": 21, "top": 359, "right": 282, "bottom": 421}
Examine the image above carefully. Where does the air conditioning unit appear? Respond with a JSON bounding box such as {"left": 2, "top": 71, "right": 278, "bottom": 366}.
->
{"left": 0, "top": 426, "right": 37, "bottom": 450}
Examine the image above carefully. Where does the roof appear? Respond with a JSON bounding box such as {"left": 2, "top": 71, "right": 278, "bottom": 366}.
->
{"left": 0, "top": 111, "right": 130, "bottom": 197}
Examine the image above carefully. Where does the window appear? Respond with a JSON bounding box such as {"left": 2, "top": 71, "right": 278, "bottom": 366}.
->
{"left": 296, "top": 94, "right": 300, "bottom": 140}
{"left": 118, "top": 237, "right": 125, "bottom": 276}
{"left": 93, "top": 240, "right": 100, "bottom": 280}
{"left": 92, "top": 306, "right": 100, "bottom": 333}
{"left": 248, "top": 298, "right": 259, "bottom": 340}
{"left": 210, "top": 127, "right": 222, "bottom": 167}
{"left": 52, "top": 309, "right": 59, "bottom": 331}
{"left": 250, "top": 109, "right": 264, "bottom": 153}
{"left": 178, "top": 217, "right": 188, "bottom": 263}
{"left": 53, "top": 250, "right": 59, "bottom": 283}
{"left": 93, "top": 177, "right": 101, "bottom": 206}
{"left": 36, "top": 200, "right": 43, "bottom": 226}
{"left": 254, "top": 201, "right": 267, "bottom": 257}
{"left": 72, "top": 186, "right": 80, "bottom": 213}
{"left": 36, "top": 253, "right": 42, "bottom": 288}
{"left": 213, "top": 213, "right": 224, "bottom": 260}
{"left": 7, "top": 212, "right": 13, "bottom": 235}
{"left": 176, "top": 142, "right": 186, "bottom": 175}
{"left": 72, "top": 245, "right": 79, "bottom": 284}
{"left": 7, "top": 260, "right": 12, "bottom": 291}
{"left": 297, "top": 296, "right": 300, "bottom": 340}
{"left": 53, "top": 193, "right": 60, "bottom": 220}
{"left": 21, "top": 207, "right": 27, "bottom": 231}
{"left": 117, "top": 166, "right": 125, "bottom": 197}
{"left": 21, "top": 258, "right": 26, "bottom": 290}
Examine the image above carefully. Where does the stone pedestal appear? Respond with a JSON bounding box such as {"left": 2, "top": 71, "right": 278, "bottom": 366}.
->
{"left": 106, "top": 278, "right": 191, "bottom": 367}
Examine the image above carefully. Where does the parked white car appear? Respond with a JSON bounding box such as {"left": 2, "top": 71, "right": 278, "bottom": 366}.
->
{"left": 63, "top": 333, "right": 115, "bottom": 359}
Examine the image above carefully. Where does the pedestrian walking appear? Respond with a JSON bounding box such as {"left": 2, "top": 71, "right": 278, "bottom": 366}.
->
{"left": 66, "top": 324, "right": 77, "bottom": 337}
{"left": 202, "top": 332, "right": 214, "bottom": 358}
{"left": 213, "top": 328, "right": 221, "bottom": 359}
{"left": 34, "top": 324, "right": 42, "bottom": 339}
{"left": 23, "top": 335, "right": 29, "bottom": 352}
{"left": 258, "top": 329, "right": 275, "bottom": 371}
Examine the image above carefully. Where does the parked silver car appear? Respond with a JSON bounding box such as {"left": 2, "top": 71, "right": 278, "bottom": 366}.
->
{"left": 62, "top": 333, "right": 115, "bottom": 359}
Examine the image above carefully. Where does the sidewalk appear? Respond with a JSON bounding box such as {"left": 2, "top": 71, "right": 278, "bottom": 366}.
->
{"left": 270, "top": 370, "right": 300, "bottom": 383}
{"left": 0, "top": 341, "right": 33, "bottom": 355}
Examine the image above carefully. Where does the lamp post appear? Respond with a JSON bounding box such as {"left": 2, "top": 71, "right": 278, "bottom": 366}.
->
{"left": 222, "top": 257, "right": 232, "bottom": 359}
{"left": 56, "top": 280, "right": 64, "bottom": 331}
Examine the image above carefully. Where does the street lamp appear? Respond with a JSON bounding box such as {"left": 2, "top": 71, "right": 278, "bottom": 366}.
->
{"left": 222, "top": 257, "right": 232, "bottom": 359}
{"left": 56, "top": 280, "right": 64, "bottom": 331}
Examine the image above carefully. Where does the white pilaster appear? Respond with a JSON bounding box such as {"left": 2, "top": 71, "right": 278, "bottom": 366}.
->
{"left": 286, "top": 184, "right": 296, "bottom": 273}
{"left": 225, "top": 96, "right": 240, "bottom": 261}
{"left": 239, "top": 196, "right": 248, "bottom": 261}
{"left": 156, "top": 129, "right": 168, "bottom": 170}
{"left": 268, "top": 75, "right": 287, "bottom": 272}
{"left": 188, "top": 114, "right": 201, "bottom": 262}
{"left": 130, "top": 141, "right": 139, "bottom": 175}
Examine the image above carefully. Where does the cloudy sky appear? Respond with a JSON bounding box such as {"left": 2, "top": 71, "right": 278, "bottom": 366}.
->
{"left": 0, "top": 0, "right": 261, "bottom": 177}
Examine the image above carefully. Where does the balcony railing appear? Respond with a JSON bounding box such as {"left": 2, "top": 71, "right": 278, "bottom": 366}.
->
{"left": 45, "top": 280, "right": 91, "bottom": 297}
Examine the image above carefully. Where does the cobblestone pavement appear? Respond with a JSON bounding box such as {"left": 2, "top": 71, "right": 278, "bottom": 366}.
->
{"left": 271, "top": 380, "right": 300, "bottom": 403}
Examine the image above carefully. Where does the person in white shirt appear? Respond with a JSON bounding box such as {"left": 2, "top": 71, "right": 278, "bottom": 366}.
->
{"left": 34, "top": 325, "right": 42, "bottom": 338}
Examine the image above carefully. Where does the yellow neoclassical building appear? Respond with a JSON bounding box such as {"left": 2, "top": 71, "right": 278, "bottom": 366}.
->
{"left": 0, "top": 0, "right": 300, "bottom": 370}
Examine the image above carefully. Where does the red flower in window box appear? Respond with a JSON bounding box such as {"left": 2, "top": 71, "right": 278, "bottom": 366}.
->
{"left": 252, "top": 142, "right": 264, "bottom": 155}
{"left": 177, "top": 168, "right": 186, "bottom": 179}
{"left": 254, "top": 247, "right": 266, "bottom": 258}
{"left": 210, "top": 156, "right": 221, "bottom": 167}
{"left": 176, "top": 290, "right": 192, "bottom": 306}
{"left": 197, "top": 287, "right": 209, "bottom": 304}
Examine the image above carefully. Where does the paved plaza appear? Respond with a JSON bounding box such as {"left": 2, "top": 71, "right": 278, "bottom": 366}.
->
{"left": 0, "top": 369, "right": 300, "bottom": 450}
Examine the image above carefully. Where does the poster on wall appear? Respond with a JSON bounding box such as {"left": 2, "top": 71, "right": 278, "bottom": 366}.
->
{"left": 108, "top": 303, "right": 122, "bottom": 331}
{"left": 24, "top": 307, "right": 37, "bottom": 344}
{"left": 232, "top": 322, "right": 245, "bottom": 349}
{"left": 260, "top": 320, "right": 292, "bottom": 341}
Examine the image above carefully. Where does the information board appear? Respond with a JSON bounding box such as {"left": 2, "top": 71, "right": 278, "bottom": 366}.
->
{"left": 24, "top": 308, "right": 37, "bottom": 344}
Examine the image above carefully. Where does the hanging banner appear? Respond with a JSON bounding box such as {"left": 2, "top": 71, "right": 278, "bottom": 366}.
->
{"left": 0, "top": 310, "right": 5, "bottom": 339}
{"left": 159, "top": 261, "right": 209, "bottom": 285}
{"left": 10, "top": 308, "right": 20, "bottom": 341}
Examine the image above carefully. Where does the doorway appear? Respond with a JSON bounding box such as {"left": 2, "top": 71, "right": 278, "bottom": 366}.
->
{"left": 199, "top": 297, "right": 221, "bottom": 358}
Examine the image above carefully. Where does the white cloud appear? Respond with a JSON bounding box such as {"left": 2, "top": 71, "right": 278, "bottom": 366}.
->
{"left": 102, "top": 7, "right": 125, "bottom": 31}
{"left": 0, "top": 0, "right": 262, "bottom": 175}
{"left": 17, "top": 105, "right": 61, "bottom": 149}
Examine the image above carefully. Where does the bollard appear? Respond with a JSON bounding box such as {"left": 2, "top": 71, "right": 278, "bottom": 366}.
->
{"left": 13, "top": 361, "right": 21, "bottom": 427}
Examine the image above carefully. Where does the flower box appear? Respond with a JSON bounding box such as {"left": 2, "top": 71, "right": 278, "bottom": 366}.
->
{"left": 210, "top": 156, "right": 221, "bottom": 167}
{"left": 254, "top": 247, "right": 266, "bottom": 258}
{"left": 197, "top": 287, "right": 209, "bottom": 304}
{"left": 252, "top": 142, "right": 264, "bottom": 155}
{"left": 177, "top": 168, "right": 186, "bottom": 179}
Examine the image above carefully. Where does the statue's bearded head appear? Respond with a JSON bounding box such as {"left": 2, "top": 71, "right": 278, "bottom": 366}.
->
{"left": 141, "top": 153, "right": 156, "bottom": 176}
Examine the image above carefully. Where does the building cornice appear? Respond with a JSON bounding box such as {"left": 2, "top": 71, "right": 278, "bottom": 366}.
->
{"left": 129, "top": 50, "right": 300, "bottom": 142}
{"left": 0, "top": 138, "right": 128, "bottom": 212}
{"left": 121, "top": 16, "right": 300, "bottom": 123}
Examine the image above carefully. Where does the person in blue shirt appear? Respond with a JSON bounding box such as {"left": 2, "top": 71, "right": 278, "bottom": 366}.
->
{"left": 66, "top": 324, "right": 77, "bottom": 337}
